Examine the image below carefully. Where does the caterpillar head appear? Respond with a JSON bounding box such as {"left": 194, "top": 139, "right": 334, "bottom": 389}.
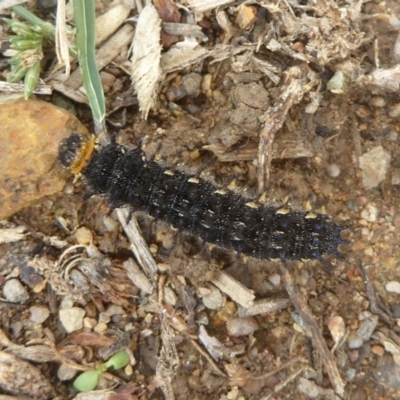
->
{"left": 58, "top": 133, "right": 95, "bottom": 174}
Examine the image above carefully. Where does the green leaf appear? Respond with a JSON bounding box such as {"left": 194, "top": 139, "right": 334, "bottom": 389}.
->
{"left": 72, "top": 0, "right": 105, "bottom": 124}
{"left": 11, "top": 5, "right": 55, "bottom": 40}
{"left": 24, "top": 62, "right": 41, "bottom": 99}
{"left": 8, "top": 64, "right": 28, "bottom": 83}
{"left": 73, "top": 369, "right": 101, "bottom": 392}
{"left": 103, "top": 351, "right": 130, "bottom": 370}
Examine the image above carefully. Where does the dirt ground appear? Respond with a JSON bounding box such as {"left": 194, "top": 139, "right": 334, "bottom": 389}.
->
{"left": 2, "top": 0, "right": 400, "bottom": 399}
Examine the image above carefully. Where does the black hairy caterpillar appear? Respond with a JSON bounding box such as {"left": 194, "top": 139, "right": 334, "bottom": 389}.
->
{"left": 59, "top": 133, "right": 349, "bottom": 264}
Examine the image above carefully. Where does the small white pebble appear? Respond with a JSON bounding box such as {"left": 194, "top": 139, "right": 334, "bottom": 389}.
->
{"left": 149, "top": 244, "right": 158, "bottom": 254}
{"left": 75, "top": 226, "right": 93, "bottom": 245}
{"left": 370, "top": 96, "right": 386, "bottom": 108}
{"left": 103, "top": 216, "right": 118, "bottom": 232}
{"left": 361, "top": 227, "right": 370, "bottom": 236}
{"left": 157, "top": 263, "right": 170, "bottom": 272}
{"left": 327, "top": 163, "right": 341, "bottom": 178}
{"left": 226, "top": 317, "right": 259, "bottom": 337}
{"left": 268, "top": 273, "right": 281, "bottom": 287}
{"left": 389, "top": 130, "right": 398, "bottom": 142}
{"left": 30, "top": 305, "right": 50, "bottom": 323}
{"left": 83, "top": 317, "right": 97, "bottom": 329}
{"left": 59, "top": 307, "right": 85, "bottom": 333}
{"left": 364, "top": 246, "right": 374, "bottom": 256}
{"left": 360, "top": 204, "right": 379, "bottom": 222}
{"left": 164, "top": 287, "right": 178, "bottom": 306}
{"left": 3, "top": 279, "right": 29, "bottom": 303}
{"left": 60, "top": 298, "right": 74, "bottom": 309}
{"left": 202, "top": 285, "right": 223, "bottom": 310}
{"left": 389, "top": 103, "right": 400, "bottom": 118}
{"left": 386, "top": 281, "right": 400, "bottom": 294}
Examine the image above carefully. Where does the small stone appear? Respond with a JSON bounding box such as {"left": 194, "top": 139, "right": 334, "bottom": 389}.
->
{"left": 348, "top": 333, "right": 363, "bottom": 349}
{"left": 364, "top": 246, "right": 374, "bottom": 256}
{"left": 103, "top": 305, "right": 124, "bottom": 317}
{"left": 268, "top": 273, "right": 281, "bottom": 287}
{"left": 196, "top": 312, "right": 209, "bottom": 325}
{"left": 59, "top": 307, "right": 85, "bottom": 333}
{"left": 98, "top": 313, "right": 111, "bottom": 324}
{"left": 360, "top": 204, "right": 379, "bottom": 222}
{"left": 391, "top": 304, "right": 400, "bottom": 318}
{"left": 83, "top": 317, "right": 97, "bottom": 329}
{"left": 386, "top": 281, "right": 400, "bottom": 294}
{"left": 236, "top": 4, "right": 257, "bottom": 30}
{"left": 389, "top": 130, "right": 399, "bottom": 142}
{"left": 389, "top": 103, "right": 400, "bottom": 118}
{"left": 94, "top": 322, "right": 108, "bottom": 334}
{"left": 157, "top": 263, "right": 170, "bottom": 272}
{"left": 182, "top": 72, "right": 202, "bottom": 97}
{"left": 30, "top": 305, "right": 50, "bottom": 323}
{"left": 371, "top": 96, "right": 387, "bottom": 107}
{"left": 327, "top": 163, "right": 341, "bottom": 178}
{"left": 346, "top": 368, "right": 357, "bottom": 381}
{"left": 359, "top": 146, "right": 390, "bottom": 189}
{"left": 3, "top": 279, "right": 29, "bottom": 303}
{"left": 349, "top": 350, "right": 359, "bottom": 362}
{"left": 391, "top": 168, "right": 400, "bottom": 185}
{"left": 75, "top": 226, "right": 93, "bottom": 245}
{"left": 163, "top": 287, "right": 178, "bottom": 306}
{"left": 226, "top": 317, "right": 258, "bottom": 337}
{"left": 393, "top": 213, "right": 400, "bottom": 230}
{"left": 201, "top": 285, "right": 224, "bottom": 310}
{"left": 372, "top": 345, "right": 385, "bottom": 357}
{"left": 327, "top": 316, "right": 346, "bottom": 345}
{"left": 57, "top": 364, "right": 77, "bottom": 381}
{"left": 382, "top": 341, "right": 400, "bottom": 355}
{"left": 327, "top": 70, "right": 344, "bottom": 93}
{"left": 60, "top": 298, "right": 74, "bottom": 309}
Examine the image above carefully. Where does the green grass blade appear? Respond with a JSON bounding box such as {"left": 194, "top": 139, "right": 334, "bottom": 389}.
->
{"left": 73, "top": 0, "right": 105, "bottom": 124}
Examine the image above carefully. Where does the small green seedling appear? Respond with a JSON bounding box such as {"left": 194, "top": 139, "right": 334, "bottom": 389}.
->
{"left": 73, "top": 350, "right": 130, "bottom": 392}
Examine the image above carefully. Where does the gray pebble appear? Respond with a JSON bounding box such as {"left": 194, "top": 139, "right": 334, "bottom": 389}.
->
{"left": 348, "top": 333, "right": 363, "bottom": 349}
{"left": 346, "top": 368, "right": 357, "bottom": 381}
{"left": 327, "top": 163, "right": 341, "bottom": 178}
{"left": 3, "top": 279, "right": 29, "bottom": 303}
{"left": 182, "top": 73, "right": 202, "bottom": 97}
{"left": 30, "top": 305, "right": 50, "bottom": 323}
{"left": 390, "top": 304, "right": 400, "bottom": 318}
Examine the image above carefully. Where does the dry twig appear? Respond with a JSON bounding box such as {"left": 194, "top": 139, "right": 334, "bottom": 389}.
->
{"left": 278, "top": 262, "right": 345, "bottom": 397}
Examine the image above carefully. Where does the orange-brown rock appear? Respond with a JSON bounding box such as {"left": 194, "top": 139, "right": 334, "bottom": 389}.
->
{"left": 0, "top": 98, "right": 89, "bottom": 219}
